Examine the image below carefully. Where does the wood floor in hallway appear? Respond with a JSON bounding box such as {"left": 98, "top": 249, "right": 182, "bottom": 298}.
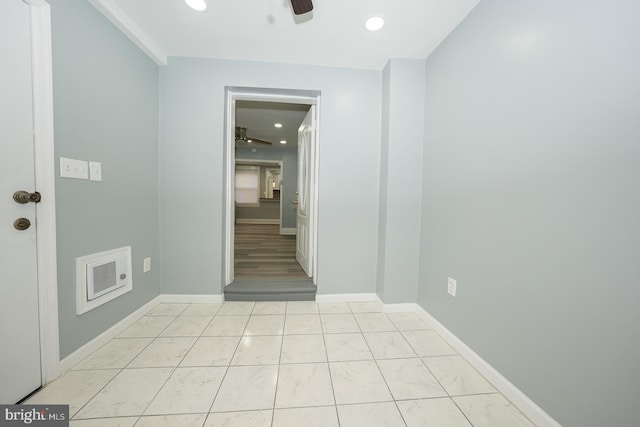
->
{"left": 234, "top": 223, "right": 308, "bottom": 280}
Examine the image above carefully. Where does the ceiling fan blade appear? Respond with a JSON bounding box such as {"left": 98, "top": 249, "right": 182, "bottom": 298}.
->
{"left": 248, "top": 138, "right": 272, "bottom": 146}
{"left": 235, "top": 126, "right": 272, "bottom": 145}
{"left": 291, "top": 0, "right": 313, "bottom": 15}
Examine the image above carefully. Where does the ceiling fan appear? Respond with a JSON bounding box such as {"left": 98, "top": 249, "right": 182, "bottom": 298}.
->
{"left": 235, "top": 127, "right": 272, "bottom": 146}
{"left": 291, "top": 0, "right": 313, "bottom": 15}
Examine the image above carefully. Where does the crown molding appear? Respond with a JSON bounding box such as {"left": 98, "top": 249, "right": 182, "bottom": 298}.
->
{"left": 88, "top": 0, "right": 167, "bottom": 65}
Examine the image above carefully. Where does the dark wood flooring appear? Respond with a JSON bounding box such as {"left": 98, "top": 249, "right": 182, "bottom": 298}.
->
{"left": 234, "top": 223, "right": 308, "bottom": 280}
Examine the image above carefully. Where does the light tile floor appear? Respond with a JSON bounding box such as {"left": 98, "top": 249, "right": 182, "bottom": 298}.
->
{"left": 27, "top": 301, "right": 536, "bottom": 427}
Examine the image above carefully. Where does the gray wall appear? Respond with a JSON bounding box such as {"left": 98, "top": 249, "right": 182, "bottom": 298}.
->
{"left": 417, "top": 1, "right": 640, "bottom": 425}
{"left": 236, "top": 149, "right": 295, "bottom": 227}
{"left": 50, "top": 0, "right": 160, "bottom": 358}
{"left": 160, "top": 58, "right": 381, "bottom": 295}
{"left": 377, "top": 59, "right": 425, "bottom": 303}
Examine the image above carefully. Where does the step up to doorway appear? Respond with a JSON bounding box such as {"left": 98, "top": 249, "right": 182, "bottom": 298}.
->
{"left": 224, "top": 279, "right": 316, "bottom": 301}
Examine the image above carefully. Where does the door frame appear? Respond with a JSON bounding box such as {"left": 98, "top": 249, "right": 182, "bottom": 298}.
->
{"left": 25, "top": 0, "right": 61, "bottom": 384}
{"left": 224, "top": 88, "right": 320, "bottom": 287}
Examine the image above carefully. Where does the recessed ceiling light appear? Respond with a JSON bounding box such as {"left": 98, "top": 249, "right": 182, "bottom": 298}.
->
{"left": 365, "top": 16, "right": 384, "bottom": 31}
{"left": 274, "top": 123, "right": 283, "bottom": 128}
{"left": 185, "top": 0, "right": 207, "bottom": 11}
{"left": 247, "top": 139, "right": 252, "bottom": 143}
{"left": 280, "top": 140, "right": 287, "bottom": 144}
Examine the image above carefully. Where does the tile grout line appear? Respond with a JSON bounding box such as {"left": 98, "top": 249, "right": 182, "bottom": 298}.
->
{"left": 123, "top": 303, "right": 198, "bottom": 422}
{"left": 270, "top": 301, "right": 288, "bottom": 427}
{"left": 358, "top": 311, "right": 410, "bottom": 427}
{"left": 409, "top": 327, "right": 534, "bottom": 426}
{"left": 71, "top": 303, "right": 188, "bottom": 422}
{"left": 127, "top": 303, "right": 227, "bottom": 424}
{"left": 416, "top": 349, "right": 476, "bottom": 426}
{"left": 40, "top": 301, "right": 533, "bottom": 426}
{"left": 389, "top": 316, "right": 476, "bottom": 426}
{"left": 318, "top": 304, "right": 341, "bottom": 427}
{"left": 202, "top": 302, "right": 253, "bottom": 425}
{"left": 69, "top": 306, "right": 184, "bottom": 421}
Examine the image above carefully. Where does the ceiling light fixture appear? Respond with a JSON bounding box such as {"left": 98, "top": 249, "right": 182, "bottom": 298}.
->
{"left": 280, "top": 140, "right": 287, "bottom": 144}
{"left": 274, "top": 123, "right": 283, "bottom": 128}
{"left": 184, "top": 0, "right": 207, "bottom": 11}
{"left": 365, "top": 16, "right": 384, "bottom": 31}
{"left": 247, "top": 139, "right": 252, "bottom": 143}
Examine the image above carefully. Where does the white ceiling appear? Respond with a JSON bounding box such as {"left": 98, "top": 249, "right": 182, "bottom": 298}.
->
{"left": 235, "top": 101, "right": 309, "bottom": 150}
{"left": 105, "top": 0, "right": 481, "bottom": 69}
{"left": 94, "top": 0, "right": 480, "bottom": 151}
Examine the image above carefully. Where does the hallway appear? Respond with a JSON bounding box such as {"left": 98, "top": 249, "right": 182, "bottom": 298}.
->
{"left": 234, "top": 224, "right": 307, "bottom": 280}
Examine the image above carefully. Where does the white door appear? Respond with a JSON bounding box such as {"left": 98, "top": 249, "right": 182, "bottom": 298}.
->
{"left": 296, "top": 108, "right": 315, "bottom": 276}
{"left": 0, "top": 0, "right": 43, "bottom": 403}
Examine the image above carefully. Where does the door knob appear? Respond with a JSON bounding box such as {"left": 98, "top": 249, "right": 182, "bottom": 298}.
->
{"left": 13, "top": 191, "right": 41, "bottom": 204}
{"left": 293, "top": 200, "right": 299, "bottom": 204}
{"left": 13, "top": 218, "right": 31, "bottom": 231}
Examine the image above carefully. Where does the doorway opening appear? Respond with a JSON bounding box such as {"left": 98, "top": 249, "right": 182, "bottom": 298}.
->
{"left": 223, "top": 88, "right": 320, "bottom": 300}
{"left": 234, "top": 158, "right": 306, "bottom": 280}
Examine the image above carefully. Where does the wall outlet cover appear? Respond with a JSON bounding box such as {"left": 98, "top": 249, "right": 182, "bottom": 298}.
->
{"left": 143, "top": 257, "right": 151, "bottom": 273}
{"left": 447, "top": 277, "right": 457, "bottom": 297}
{"left": 89, "top": 161, "right": 102, "bottom": 181}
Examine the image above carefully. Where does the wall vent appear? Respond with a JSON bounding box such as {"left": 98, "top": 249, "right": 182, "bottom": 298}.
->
{"left": 76, "top": 246, "right": 132, "bottom": 315}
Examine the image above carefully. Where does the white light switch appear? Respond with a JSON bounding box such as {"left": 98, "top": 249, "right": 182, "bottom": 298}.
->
{"left": 89, "top": 161, "right": 102, "bottom": 181}
{"left": 143, "top": 257, "right": 151, "bottom": 273}
{"left": 60, "top": 157, "right": 88, "bottom": 179}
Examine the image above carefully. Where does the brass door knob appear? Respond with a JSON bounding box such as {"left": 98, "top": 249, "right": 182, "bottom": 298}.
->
{"left": 13, "top": 191, "right": 41, "bottom": 204}
{"left": 13, "top": 218, "right": 31, "bottom": 231}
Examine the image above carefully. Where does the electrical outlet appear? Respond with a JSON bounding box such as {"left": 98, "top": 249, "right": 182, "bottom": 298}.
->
{"left": 143, "top": 257, "right": 151, "bottom": 273}
{"left": 447, "top": 277, "right": 457, "bottom": 297}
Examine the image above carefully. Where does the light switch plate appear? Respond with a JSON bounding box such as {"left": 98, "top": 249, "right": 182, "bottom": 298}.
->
{"left": 60, "top": 157, "right": 88, "bottom": 179}
{"left": 143, "top": 257, "right": 151, "bottom": 273}
{"left": 89, "top": 161, "right": 102, "bottom": 181}
{"left": 447, "top": 277, "right": 457, "bottom": 297}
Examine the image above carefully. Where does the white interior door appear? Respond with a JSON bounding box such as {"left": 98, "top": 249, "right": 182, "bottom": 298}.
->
{"left": 296, "top": 108, "right": 315, "bottom": 276}
{"left": 0, "top": 0, "right": 43, "bottom": 403}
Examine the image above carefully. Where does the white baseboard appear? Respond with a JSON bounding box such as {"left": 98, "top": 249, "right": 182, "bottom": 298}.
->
{"left": 415, "top": 305, "right": 561, "bottom": 427}
{"left": 159, "top": 294, "right": 224, "bottom": 304}
{"left": 279, "top": 228, "right": 296, "bottom": 235}
{"left": 382, "top": 302, "right": 418, "bottom": 313}
{"left": 59, "top": 295, "right": 162, "bottom": 373}
{"left": 316, "top": 293, "right": 378, "bottom": 303}
{"left": 235, "top": 218, "right": 280, "bottom": 225}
